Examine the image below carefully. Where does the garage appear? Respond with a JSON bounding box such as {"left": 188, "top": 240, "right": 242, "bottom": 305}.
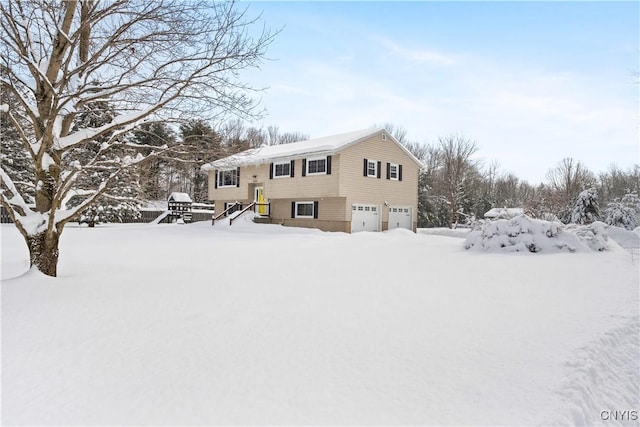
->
{"left": 351, "top": 204, "right": 380, "bottom": 232}
{"left": 388, "top": 206, "right": 412, "bottom": 231}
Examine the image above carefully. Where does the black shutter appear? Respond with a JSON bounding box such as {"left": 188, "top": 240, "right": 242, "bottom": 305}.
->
{"left": 291, "top": 201, "right": 296, "bottom": 218}
{"left": 377, "top": 161, "right": 381, "bottom": 179}
{"left": 290, "top": 160, "right": 295, "bottom": 177}
{"left": 269, "top": 163, "right": 273, "bottom": 179}
{"left": 326, "top": 156, "right": 332, "bottom": 175}
{"left": 386, "top": 162, "right": 390, "bottom": 180}
{"left": 214, "top": 170, "right": 218, "bottom": 188}
{"left": 399, "top": 164, "right": 403, "bottom": 181}
{"left": 302, "top": 159, "right": 307, "bottom": 176}
{"left": 313, "top": 201, "right": 319, "bottom": 219}
{"left": 363, "top": 158, "right": 368, "bottom": 176}
{"left": 236, "top": 167, "right": 240, "bottom": 187}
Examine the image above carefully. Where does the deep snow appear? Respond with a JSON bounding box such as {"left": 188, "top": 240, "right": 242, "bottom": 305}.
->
{"left": 1, "top": 218, "right": 638, "bottom": 425}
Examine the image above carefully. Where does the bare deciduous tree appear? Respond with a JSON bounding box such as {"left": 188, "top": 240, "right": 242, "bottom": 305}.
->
{"left": 545, "top": 158, "right": 595, "bottom": 219}
{"left": 437, "top": 135, "right": 480, "bottom": 227}
{"left": 0, "top": 0, "right": 275, "bottom": 276}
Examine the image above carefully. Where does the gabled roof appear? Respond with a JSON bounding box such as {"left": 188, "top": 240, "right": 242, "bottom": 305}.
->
{"left": 168, "top": 192, "right": 192, "bottom": 203}
{"left": 201, "top": 128, "right": 423, "bottom": 170}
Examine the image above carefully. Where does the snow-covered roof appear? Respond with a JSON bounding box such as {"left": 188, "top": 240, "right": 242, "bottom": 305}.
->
{"left": 484, "top": 207, "right": 524, "bottom": 219}
{"left": 168, "top": 192, "right": 192, "bottom": 203}
{"left": 139, "top": 200, "right": 167, "bottom": 211}
{"left": 201, "top": 128, "right": 423, "bottom": 170}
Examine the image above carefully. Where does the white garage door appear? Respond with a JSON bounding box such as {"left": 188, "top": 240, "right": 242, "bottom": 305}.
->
{"left": 388, "top": 206, "right": 412, "bottom": 230}
{"left": 351, "top": 204, "right": 380, "bottom": 233}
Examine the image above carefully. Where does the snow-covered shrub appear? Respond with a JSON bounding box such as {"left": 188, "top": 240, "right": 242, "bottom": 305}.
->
{"left": 464, "top": 214, "right": 609, "bottom": 253}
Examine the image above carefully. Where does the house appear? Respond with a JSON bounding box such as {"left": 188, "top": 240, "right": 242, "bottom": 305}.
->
{"left": 484, "top": 207, "right": 524, "bottom": 220}
{"left": 201, "top": 128, "right": 422, "bottom": 233}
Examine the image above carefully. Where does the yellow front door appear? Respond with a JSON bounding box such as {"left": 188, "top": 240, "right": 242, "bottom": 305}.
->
{"left": 255, "top": 187, "right": 266, "bottom": 215}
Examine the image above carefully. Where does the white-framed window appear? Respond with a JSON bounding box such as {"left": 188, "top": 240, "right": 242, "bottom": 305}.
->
{"left": 295, "top": 201, "right": 314, "bottom": 218}
{"left": 217, "top": 169, "right": 238, "bottom": 187}
{"left": 367, "top": 160, "right": 378, "bottom": 177}
{"left": 307, "top": 157, "right": 327, "bottom": 175}
{"left": 381, "top": 132, "right": 387, "bottom": 141}
{"left": 273, "top": 161, "right": 291, "bottom": 178}
{"left": 389, "top": 163, "right": 399, "bottom": 180}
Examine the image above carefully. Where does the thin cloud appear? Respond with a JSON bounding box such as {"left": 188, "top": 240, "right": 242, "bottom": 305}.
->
{"left": 374, "top": 36, "right": 455, "bottom": 66}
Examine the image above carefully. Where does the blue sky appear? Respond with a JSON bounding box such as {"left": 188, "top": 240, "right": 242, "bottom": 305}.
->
{"left": 242, "top": 1, "right": 639, "bottom": 184}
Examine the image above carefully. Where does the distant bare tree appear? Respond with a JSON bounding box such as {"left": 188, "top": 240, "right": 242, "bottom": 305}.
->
{"left": 403, "top": 141, "right": 429, "bottom": 162}
{"left": 278, "top": 131, "right": 309, "bottom": 144}
{"left": 545, "top": 158, "right": 595, "bottom": 218}
{"left": 378, "top": 122, "right": 409, "bottom": 144}
{"left": 265, "top": 124, "right": 308, "bottom": 145}
{"left": 0, "top": 0, "right": 275, "bottom": 276}
{"left": 438, "top": 135, "right": 480, "bottom": 227}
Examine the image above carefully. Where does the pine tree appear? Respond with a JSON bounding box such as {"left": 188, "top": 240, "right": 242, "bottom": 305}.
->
{"left": 131, "top": 122, "right": 177, "bottom": 201}
{"left": 179, "top": 120, "right": 222, "bottom": 202}
{"left": 0, "top": 67, "right": 35, "bottom": 204}
{"left": 65, "top": 100, "right": 142, "bottom": 225}
{"left": 568, "top": 188, "right": 600, "bottom": 224}
{"left": 603, "top": 192, "right": 639, "bottom": 230}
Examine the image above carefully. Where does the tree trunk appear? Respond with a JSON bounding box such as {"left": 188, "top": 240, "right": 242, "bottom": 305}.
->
{"left": 26, "top": 231, "right": 60, "bottom": 277}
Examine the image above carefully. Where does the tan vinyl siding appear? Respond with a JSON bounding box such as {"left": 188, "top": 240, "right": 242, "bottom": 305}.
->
{"left": 338, "top": 131, "right": 419, "bottom": 226}
{"left": 272, "top": 197, "right": 346, "bottom": 222}
{"left": 264, "top": 157, "right": 339, "bottom": 199}
{"left": 208, "top": 164, "right": 270, "bottom": 201}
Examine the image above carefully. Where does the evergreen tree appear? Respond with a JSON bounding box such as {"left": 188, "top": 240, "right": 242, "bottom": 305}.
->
{"left": 603, "top": 192, "right": 639, "bottom": 230}
{"left": 568, "top": 188, "right": 600, "bottom": 224}
{"left": 65, "top": 100, "right": 142, "bottom": 225}
{"left": 179, "top": 120, "right": 222, "bottom": 202}
{"left": 0, "top": 67, "right": 35, "bottom": 204}
{"left": 131, "top": 122, "right": 177, "bottom": 201}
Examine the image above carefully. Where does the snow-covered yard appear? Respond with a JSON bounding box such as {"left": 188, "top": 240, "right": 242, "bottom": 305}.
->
{"left": 1, "top": 218, "right": 638, "bottom": 425}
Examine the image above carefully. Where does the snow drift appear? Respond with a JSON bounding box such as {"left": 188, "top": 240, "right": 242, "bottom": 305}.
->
{"left": 1, "top": 221, "right": 638, "bottom": 425}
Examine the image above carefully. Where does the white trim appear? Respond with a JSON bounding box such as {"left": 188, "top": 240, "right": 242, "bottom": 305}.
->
{"left": 217, "top": 169, "right": 237, "bottom": 188}
{"left": 389, "top": 163, "right": 399, "bottom": 180}
{"left": 306, "top": 156, "right": 327, "bottom": 175}
{"left": 295, "top": 201, "right": 315, "bottom": 218}
{"left": 366, "top": 159, "right": 378, "bottom": 177}
{"left": 273, "top": 161, "right": 291, "bottom": 178}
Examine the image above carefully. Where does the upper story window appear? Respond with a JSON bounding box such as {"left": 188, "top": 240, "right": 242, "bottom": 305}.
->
{"left": 274, "top": 162, "right": 290, "bottom": 178}
{"left": 367, "top": 160, "right": 378, "bottom": 177}
{"left": 363, "top": 158, "right": 381, "bottom": 178}
{"left": 217, "top": 169, "right": 238, "bottom": 187}
{"left": 307, "top": 157, "right": 327, "bottom": 175}
{"left": 389, "top": 163, "right": 399, "bottom": 180}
